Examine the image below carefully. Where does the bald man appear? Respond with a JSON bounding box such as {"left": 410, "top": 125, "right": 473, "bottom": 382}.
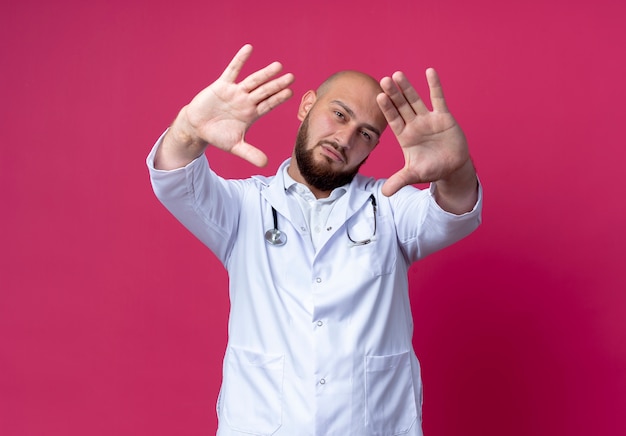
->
{"left": 147, "top": 44, "right": 482, "bottom": 436}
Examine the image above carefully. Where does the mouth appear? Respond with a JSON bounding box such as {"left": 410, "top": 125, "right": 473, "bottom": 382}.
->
{"left": 318, "top": 142, "right": 346, "bottom": 163}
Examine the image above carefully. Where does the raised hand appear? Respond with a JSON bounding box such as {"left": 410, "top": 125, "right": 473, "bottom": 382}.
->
{"left": 376, "top": 69, "right": 474, "bottom": 201}
{"left": 156, "top": 44, "right": 295, "bottom": 169}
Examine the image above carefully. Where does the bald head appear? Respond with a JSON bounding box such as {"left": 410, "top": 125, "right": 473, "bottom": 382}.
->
{"left": 316, "top": 70, "right": 383, "bottom": 98}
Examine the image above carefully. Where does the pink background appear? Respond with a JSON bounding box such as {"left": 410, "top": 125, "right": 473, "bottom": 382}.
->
{"left": 2, "top": 0, "right": 625, "bottom": 435}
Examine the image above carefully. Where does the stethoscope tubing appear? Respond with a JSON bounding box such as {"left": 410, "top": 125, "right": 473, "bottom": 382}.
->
{"left": 264, "top": 194, "right": 376, "bottom": 247}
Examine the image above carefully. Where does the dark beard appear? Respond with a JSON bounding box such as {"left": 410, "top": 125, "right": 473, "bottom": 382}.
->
{"left": 294, "top": 115, "right": 364, "bottom": 192}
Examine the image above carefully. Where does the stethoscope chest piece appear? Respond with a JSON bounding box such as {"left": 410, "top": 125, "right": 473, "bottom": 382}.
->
{"left": 265, "top": 206, "right": 287, "bottom": 246}
{"left": 265, "top": 228, "right": 287, "bottom": 246}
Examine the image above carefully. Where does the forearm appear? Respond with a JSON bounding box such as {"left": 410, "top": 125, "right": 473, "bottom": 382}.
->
{"left": 148, "top": 139, "right": 242, "bottom": 264}
{"left": 433, "top": 158, "right": 479, "bottom": 215}
{"left": 154, "top": 106, "right": 208, "bottom": 170}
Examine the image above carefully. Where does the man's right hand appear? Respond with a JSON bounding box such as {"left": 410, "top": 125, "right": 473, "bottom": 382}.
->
{"left": 155, "top": 44, "right": 295, "bottom": 170}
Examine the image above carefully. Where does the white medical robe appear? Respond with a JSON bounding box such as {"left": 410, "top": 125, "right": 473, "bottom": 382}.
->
{"left": 147, "top": 137, "right": 482, "bottom": 436}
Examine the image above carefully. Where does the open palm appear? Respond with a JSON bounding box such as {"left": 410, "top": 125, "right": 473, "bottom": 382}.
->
{"left": 377, "top": 69, "right": 469, "bottom": 196}
{"left": 182, "top": 44, "right": 295, "bottom": 167}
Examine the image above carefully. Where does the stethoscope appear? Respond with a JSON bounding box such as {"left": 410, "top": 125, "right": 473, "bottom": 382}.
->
{"left": 264, "top": 207, "right": 288, "bottom": 246}
{"left": 264, "top": 194, "right": 377, "bottom": 246}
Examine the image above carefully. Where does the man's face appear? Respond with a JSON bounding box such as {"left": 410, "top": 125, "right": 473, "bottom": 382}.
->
{"left": 294, "top": 73, "right": 387, "bottom": 192}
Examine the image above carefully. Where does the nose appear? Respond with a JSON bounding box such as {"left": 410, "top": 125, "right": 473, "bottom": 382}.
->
{"left": 333, "top": 127, "right": 357, "bottom": 149}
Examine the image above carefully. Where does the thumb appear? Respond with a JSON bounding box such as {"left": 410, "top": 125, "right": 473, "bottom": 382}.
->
{"left": 230, "top": 141, "right": 268, "bottom": 167}
{"left": 381, "top": 170, "right": 412, "bottom": 197}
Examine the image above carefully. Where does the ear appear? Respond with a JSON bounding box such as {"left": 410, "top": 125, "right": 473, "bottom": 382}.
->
{"left": 297, "top": 90, "right": 317, "bottom": 121}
